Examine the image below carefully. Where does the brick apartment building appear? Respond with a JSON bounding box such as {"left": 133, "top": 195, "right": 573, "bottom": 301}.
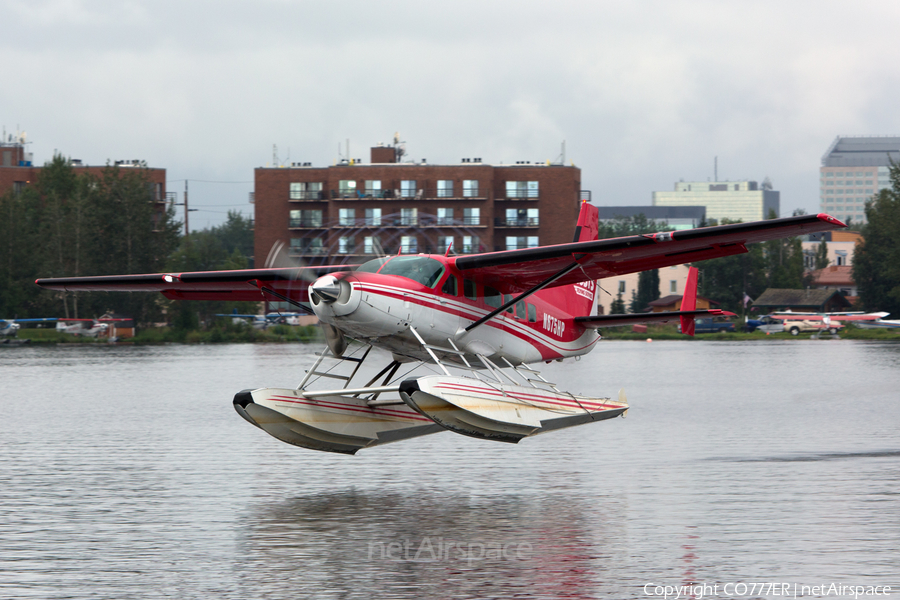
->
{"left": 1, "top": 134, "right": 169, "bottom": 229}
{"left": 253, "top": 144, "right": 583, "bottom": 268}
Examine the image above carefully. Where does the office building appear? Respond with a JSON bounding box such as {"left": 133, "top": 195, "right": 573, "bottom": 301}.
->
{"left": 819, "top": 136, "right": 900, "bottom": 225}
{"left": 652, "top": 179, "right": 779, "bottom": 223}
{"left": 596, "top": 206, "right": 705, "bottom": 231}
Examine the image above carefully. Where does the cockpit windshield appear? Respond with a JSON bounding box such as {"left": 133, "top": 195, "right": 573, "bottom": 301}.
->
{"left": 375, "top": 256, "right": 445, "bottom": 288}
{"left": 355, "top": 257, "right": 391, "bottom": 273}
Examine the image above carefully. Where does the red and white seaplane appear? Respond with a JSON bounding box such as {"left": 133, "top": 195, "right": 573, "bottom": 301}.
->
{"left": 36, "top": 203, "right": 846, "bottom": 454}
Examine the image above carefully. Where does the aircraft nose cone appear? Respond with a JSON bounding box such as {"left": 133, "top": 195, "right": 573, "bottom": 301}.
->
{"left": 311, "top": 275, "right": 342, "bottom": 303}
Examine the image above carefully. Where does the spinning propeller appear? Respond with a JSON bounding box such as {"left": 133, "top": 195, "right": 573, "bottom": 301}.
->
{"left": 263, "top": 239, "right": 361, "bottom": 357}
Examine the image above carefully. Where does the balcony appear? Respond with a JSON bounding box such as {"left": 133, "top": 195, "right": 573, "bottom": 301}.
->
{"left": 330, "top": 188, "right": 487, "bottom": 201}
{"left": 289, "top": 191, "right": 326, "bottom": 201}
{"left": 288, "top": 246, "right": 327, "bottom": 256}
{"left": 332, "top": 217, "right": 420, "bottom": 228}
{"left": 424, "top": 216, "right": 485, "bottom": 227}
{"left": 289, "top": 218, "right": 325, "bottom": 229}
{"left": 494, "top": 217, "right": 539, "bottom": 228}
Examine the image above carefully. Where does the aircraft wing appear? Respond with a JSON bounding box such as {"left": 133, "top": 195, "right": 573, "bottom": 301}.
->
{"left": 575, "top": 309, "right": 735, "bottom": 329}
{"left": 454, "top": 213, "right": 846, "bottom": 293}
{"left": 35, "top": 265, "right": 356, "bottom": 309}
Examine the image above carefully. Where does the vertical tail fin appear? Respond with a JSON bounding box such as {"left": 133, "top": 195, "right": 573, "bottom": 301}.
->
{"left": 565, "top": 202, "right": 599, "bottom": 315}
{"left": 573, "top": 201, "right": 599, "bottom": 243}
{"left": 679, "top": 267, "right": 699, "bottom": 337}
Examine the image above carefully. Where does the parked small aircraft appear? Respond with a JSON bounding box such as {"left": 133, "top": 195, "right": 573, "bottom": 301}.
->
{"left": 768, "top": 311, "right": 891, "bottom": 335}
{"left": 36, "top": 203, "right": 845, "bottom": 454}
{"left": 55, "top": 319, "right": 110, "bottom": 337}
{"left": 1, "top": 317, "right": 59, "bottom": 338}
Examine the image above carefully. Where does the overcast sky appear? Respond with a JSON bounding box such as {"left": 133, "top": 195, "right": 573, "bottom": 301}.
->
{"left": 4, "top": 0, "right": 900, "bottom": 230}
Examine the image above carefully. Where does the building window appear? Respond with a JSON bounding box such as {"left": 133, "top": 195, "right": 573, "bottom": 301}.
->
{"left": 437, "top": 180, "right": 454, "bottom": 197}
{"left": 338, "top": 236, "right": 354, "bottom": 254}
{"left": 463, "top": 180, "right": 479, "bottom": 197}
{"left": 505, "top": 236, "right": 538, "bottom": 250}
{"left": 365, "top": 180, "right": 381, "bottom": 197}
{"left": 289, "top": 209, "right": 322, "bottom": 227}
{"left": 290, "top": 182, "right": 323, "bottom": 200}
{"left": 400, "top": 235, "right": 417, "bottom": 253}
{"left": 338, "top": 180, "right": 357, "bottom": 198}
{"left": 363, "top": 236, "right": 381, "bottom": 254}
{"left": 290, "top": 237, "right": 324, "bottom": 255}
{"left": 618, "top": 281, "right": 626, "bottom": 294}
{"left": 338, "top": 208, "right": 356, "bottom": 226}
{"left": 437, "top": 235, "right": 454, "bottom": 253}
{"left": 437, "top": 208, "right": 454, "bottom": 225}
{"left": 463, "top": 207, "right": 480, "bottom": 225}
{"left": 505, "top": 181, "right": 539, "bottom": 198}
{"left": 401, "top": 208, "right": 418, "bottom": 226}
{"left": 836, "top": 251, "right": 847, "bottom": 266}
{"left": 670, "top": 280, "right": 677, "bottom": 293}
{"left": 462, "top": 235, "right": 479, "bottom": 254}
{"left": 400, "top": 180, "right": 417, "bottom": 198}
{"left": 504, "top": 208, "right": 539, "bottom": 226}
{"left": 365, "top": 208, "right": 381, "bottom": 226}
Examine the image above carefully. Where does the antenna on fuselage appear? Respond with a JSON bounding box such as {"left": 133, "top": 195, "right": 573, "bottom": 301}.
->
{"left": 444, "top": 240, "right": 453, "bottom": 256}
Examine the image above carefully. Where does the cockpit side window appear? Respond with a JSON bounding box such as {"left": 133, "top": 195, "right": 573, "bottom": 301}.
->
{"left": 441, "top": 274, "right": 459, "bottom": 296}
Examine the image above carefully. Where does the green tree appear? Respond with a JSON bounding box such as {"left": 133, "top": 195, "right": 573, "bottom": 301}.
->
{"left": 814, "top": 238, "right": 830, "bottom": 270}
{"left": 629, "top": 269, "right": 660, "bottom": 312}
{"left": 853, "top": 160, "right": 900, "bottom": 314}
{"left": 210, "top": 210, "right": 254, "bottom": 266}
{"left": 609, "top": 292, "right": 626, "bottom": 315}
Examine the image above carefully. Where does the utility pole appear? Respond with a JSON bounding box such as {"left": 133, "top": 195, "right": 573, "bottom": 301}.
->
{"left": 176, "top": 180, "right": 197, "bottom": 239}
{"left": 184, "top": 180, "right": 189, "bottom": 237}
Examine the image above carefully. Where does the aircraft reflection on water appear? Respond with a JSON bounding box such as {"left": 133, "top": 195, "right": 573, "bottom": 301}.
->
{"left": 236, "top": 489, "right": 623, "bottom": 598}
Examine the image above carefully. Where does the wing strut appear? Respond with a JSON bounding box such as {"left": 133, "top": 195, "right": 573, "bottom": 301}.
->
{"left": 249, "top": 280, "right": 315, "bottom": 315}
{"left": 464, "top": 261, "right": 580, "bottom": 332}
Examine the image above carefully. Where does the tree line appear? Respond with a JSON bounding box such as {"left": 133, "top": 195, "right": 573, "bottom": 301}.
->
{"left": 0, "top": 156, "right": 254, "bottom": 324}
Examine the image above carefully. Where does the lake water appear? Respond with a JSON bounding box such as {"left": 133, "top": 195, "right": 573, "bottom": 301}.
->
{"left": 2, "top": 340, "right": 899, "bottom": 599}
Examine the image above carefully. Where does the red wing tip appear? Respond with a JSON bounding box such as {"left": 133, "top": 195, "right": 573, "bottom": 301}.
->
{"left": 816, "top": 213, "right": 848, "bottom": 228}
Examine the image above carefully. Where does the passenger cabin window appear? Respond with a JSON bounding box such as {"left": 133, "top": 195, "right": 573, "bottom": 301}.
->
{"left": 464, "top": 279, "right": 477, "bottom": 300}
{"left": 441, "top": 274, "right": 458, "bottom": 296}
{"left": 484, "top": 286, "right": 501, "bottom": 309}
{"left": 516, "top": 301, "right": 526, "bottom": 319}
{"left": 527, "top": 303, "right": 537, "bottom": 323}
{"left": 504, "top": 294, "right": 514, "bottom": 313}
{"left": 377, "top": 256, "right": 445, "bottom": 288}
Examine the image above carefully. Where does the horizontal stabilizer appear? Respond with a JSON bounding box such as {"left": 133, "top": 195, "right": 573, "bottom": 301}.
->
{"left": 575, "top": 309, "right": 735, "bottom": 329}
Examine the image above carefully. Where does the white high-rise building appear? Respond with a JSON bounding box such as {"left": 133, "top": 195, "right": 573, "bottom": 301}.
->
{"left": 820, "top": 136, "right": 900, "bottom": 225}
{"left": 652, "top": 179, "right": 780, "bottom": 224}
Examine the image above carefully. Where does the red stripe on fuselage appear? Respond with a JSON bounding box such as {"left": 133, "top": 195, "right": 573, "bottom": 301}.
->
{"left": 354, "top": 280, "right": 599, "bottom": 360}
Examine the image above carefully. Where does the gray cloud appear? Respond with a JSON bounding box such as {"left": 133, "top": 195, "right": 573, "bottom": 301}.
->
{"left": 3, "top": 0, "right": 900, "bottom": 228}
